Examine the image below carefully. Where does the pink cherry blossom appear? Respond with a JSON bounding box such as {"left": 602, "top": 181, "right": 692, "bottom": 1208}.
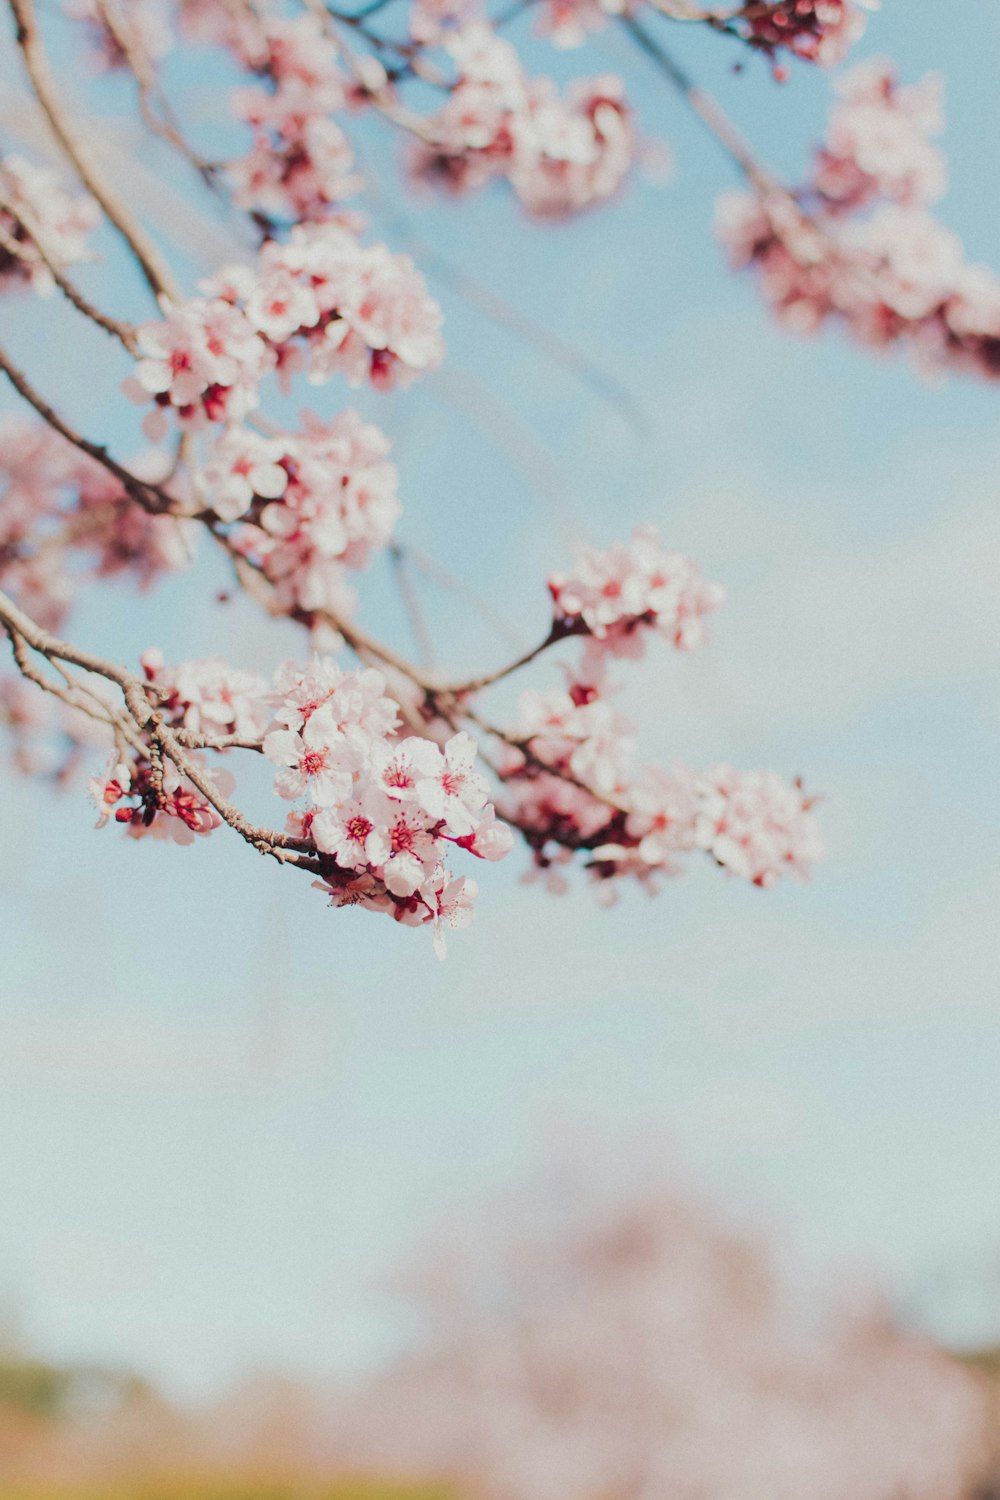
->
{"left": 421, "top": 867, "right": 478, "bottom": 956}
{"left": 415, "top": 731, "right": 489, "bottom": 836}
{"left": 263, "top": 715, "right": 361, "bottom": 806}
{"left": 377, "top": 803, "right": 440, "bottom": 895}
{"left": 693, "top": 764, "right": 824, "bottom": 886}
{"left": 312, "top": 790, "right": 393, "bottom": 870}
{"left": 270, "top": 656, "right": 351, "bottom": 730}
{"left": 736, "top": 0, "right": 877, "bottom": 71}
{"left": 718, "top": 64, "right": 1000, "bottom": 380}
{"left": 371, "top": 735, "right": 442, "bottom": 801}
{"left": 139, "top": 649, "right": 272, "bottom": 740}
{"left": 204, "top": 225, "right": 444, "bottom": 392}
{"left": 815, "top": 62, "right": 947, "bottom": 213}
{"left": 195, "top": 426, "right": 289, "bottom": 522}
{"left": 411, "top": 26, "right": 636, "bottom": 218}
{"left": 548, "top": 526, "right": 724, "bottom": 661}
{"left": 87, "top": 753, "right": 132, "bottom": 827}
{"left": 230, "top": 409, "right": 400, "bottom": 621}
{"left": 125, "top": 297, "right": 274, "bottom": 438}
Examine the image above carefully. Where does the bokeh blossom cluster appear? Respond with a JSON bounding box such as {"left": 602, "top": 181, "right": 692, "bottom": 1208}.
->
{"left": 411, "top": 24, "right": 635, "bottom": 217}
{"left": 0, "top": 415, "right": 193, "bottom": 633}
{"left": 343, "top": 1167, "right": 987, "bottom": 1500}
{"left": 0, "top": 154, "right": 99, "bottom": 295}
{"left": 736, "top": 0, "right": 878, "bottom": 72}
{"left": 718, "top": 61, "right": 1000, "bottom": 377}
{"left": 204, "top": 409, "right": 401, "bottom": 624}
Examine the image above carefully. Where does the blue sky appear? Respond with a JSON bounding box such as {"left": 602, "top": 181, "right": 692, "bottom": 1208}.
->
{"left": 1, "top": 0, "right": 1000, "bottom": 1399}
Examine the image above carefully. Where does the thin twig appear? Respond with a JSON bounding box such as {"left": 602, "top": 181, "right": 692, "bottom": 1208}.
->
{"left": 0, "top": 194, "right": 137, "bottom": 349}
{"left": 0, "top": 342, "right": 195, "bottom": 518}
{"left": 0, "top": 587, "right": 322, "bottom": 867}
{"left": 8, "top": 0, "right": 183, "bottom": 302}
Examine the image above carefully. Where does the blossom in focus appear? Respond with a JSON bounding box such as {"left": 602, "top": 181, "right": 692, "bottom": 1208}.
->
{"left": 548, "top": 525, "right": 725, "bottom": 661}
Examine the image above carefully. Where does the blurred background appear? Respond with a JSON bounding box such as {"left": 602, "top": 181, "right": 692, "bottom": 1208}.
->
{"left": 2, "top": 0, "right": 1000, "bottom": 1495}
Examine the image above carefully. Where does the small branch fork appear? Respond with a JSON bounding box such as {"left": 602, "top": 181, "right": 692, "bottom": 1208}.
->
{"left": 0, "top": 585, "right": 325, "bottom": 870}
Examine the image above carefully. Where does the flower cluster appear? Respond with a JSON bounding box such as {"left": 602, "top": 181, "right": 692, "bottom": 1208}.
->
{"left": 264, "top": 658, "right": 512, "bottom": 953}
{"left": 496, "top": 529, "right": 820, "bottom": 898}
{"left": 735, "top": 0, "right": 876, "bottom": 72}
{"left": 87, "top": 649, "right": 270, "bottom": 843}
{"left": 86, "top": 642, "right": 510, "bottom": 949}
{"left": 813, "top": 61, "right": 946, "bottom": 213}
{"left": 227, "top": 11, "right": 360, "bottom": 222}
{"left": 138, "top": 648, "right": 271, "bottom": 740}
{"left": 89, "top": 750, "right": 233, "bottom": 844}
{"left": 126, "top": 224, "right": 443, "bottom": 435}
{"left": 547, "top": 524, "right": 725, "bottom": 668}
{"left": 718, "top": 64, "right": 1000, "bottom": 379}
{"left": 124, "top": 296, "right": 275, "bottom": 439}
{"left": 501, "top": 685, "right": 823, "bottom": 898}
{"left": 0, "top": 155, "right": 99, "bottom": 297}
{"left": 412, "top": 25, "right": 635, "bottom": 219}
{"left": 212, "top": 409, "right": 400, "bottom": 624}
{"left": 210, "top": 226, "right": 445, "bottom": 389}
{"left": 0, "top": 415, "right": 193, "bottom": 632}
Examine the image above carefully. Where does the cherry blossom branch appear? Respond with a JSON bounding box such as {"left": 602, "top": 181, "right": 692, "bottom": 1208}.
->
{"left": 446, "top": 624, "right": 568, "bottom": 695}
{"left": 0, "top": 192, "right": 137, "bottom": 350}
{"left": 3, "top": 622, "right": 143, "bottom": 747}
{"left": 301, "top": 0, "right": 442, "bottom": 141}
{"left": 7, "top": 0, "right": 183, "bottom": 303}
{"left": 0, "top": 585, "right": 324, "bottom": 867}
{"left": 93, "top": 0, "right": 225, "bottom": 191}
{"left": 621, "top": 11, "right": 780, "bottom": 195}
{"left": 0, "top": 339, "right": 637, "bottom": 828}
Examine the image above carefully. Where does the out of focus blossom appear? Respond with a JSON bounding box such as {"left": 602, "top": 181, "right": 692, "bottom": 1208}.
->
{"left": 718, "top": 63, "right": 1000, "bottom": 379}
{"left": 411, "top": 25, "right": 636, "bottom": 218}
{"left": 342, "top": 1168, "right": 988, "bottom": 1500}
{"left": 0, "top": 155, "right": 99, "bottom": 296}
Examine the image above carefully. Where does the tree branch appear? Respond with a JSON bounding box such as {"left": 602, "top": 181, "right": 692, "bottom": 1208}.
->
{"left": 7, "top": 0, "right": 183, "bottom": 303}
